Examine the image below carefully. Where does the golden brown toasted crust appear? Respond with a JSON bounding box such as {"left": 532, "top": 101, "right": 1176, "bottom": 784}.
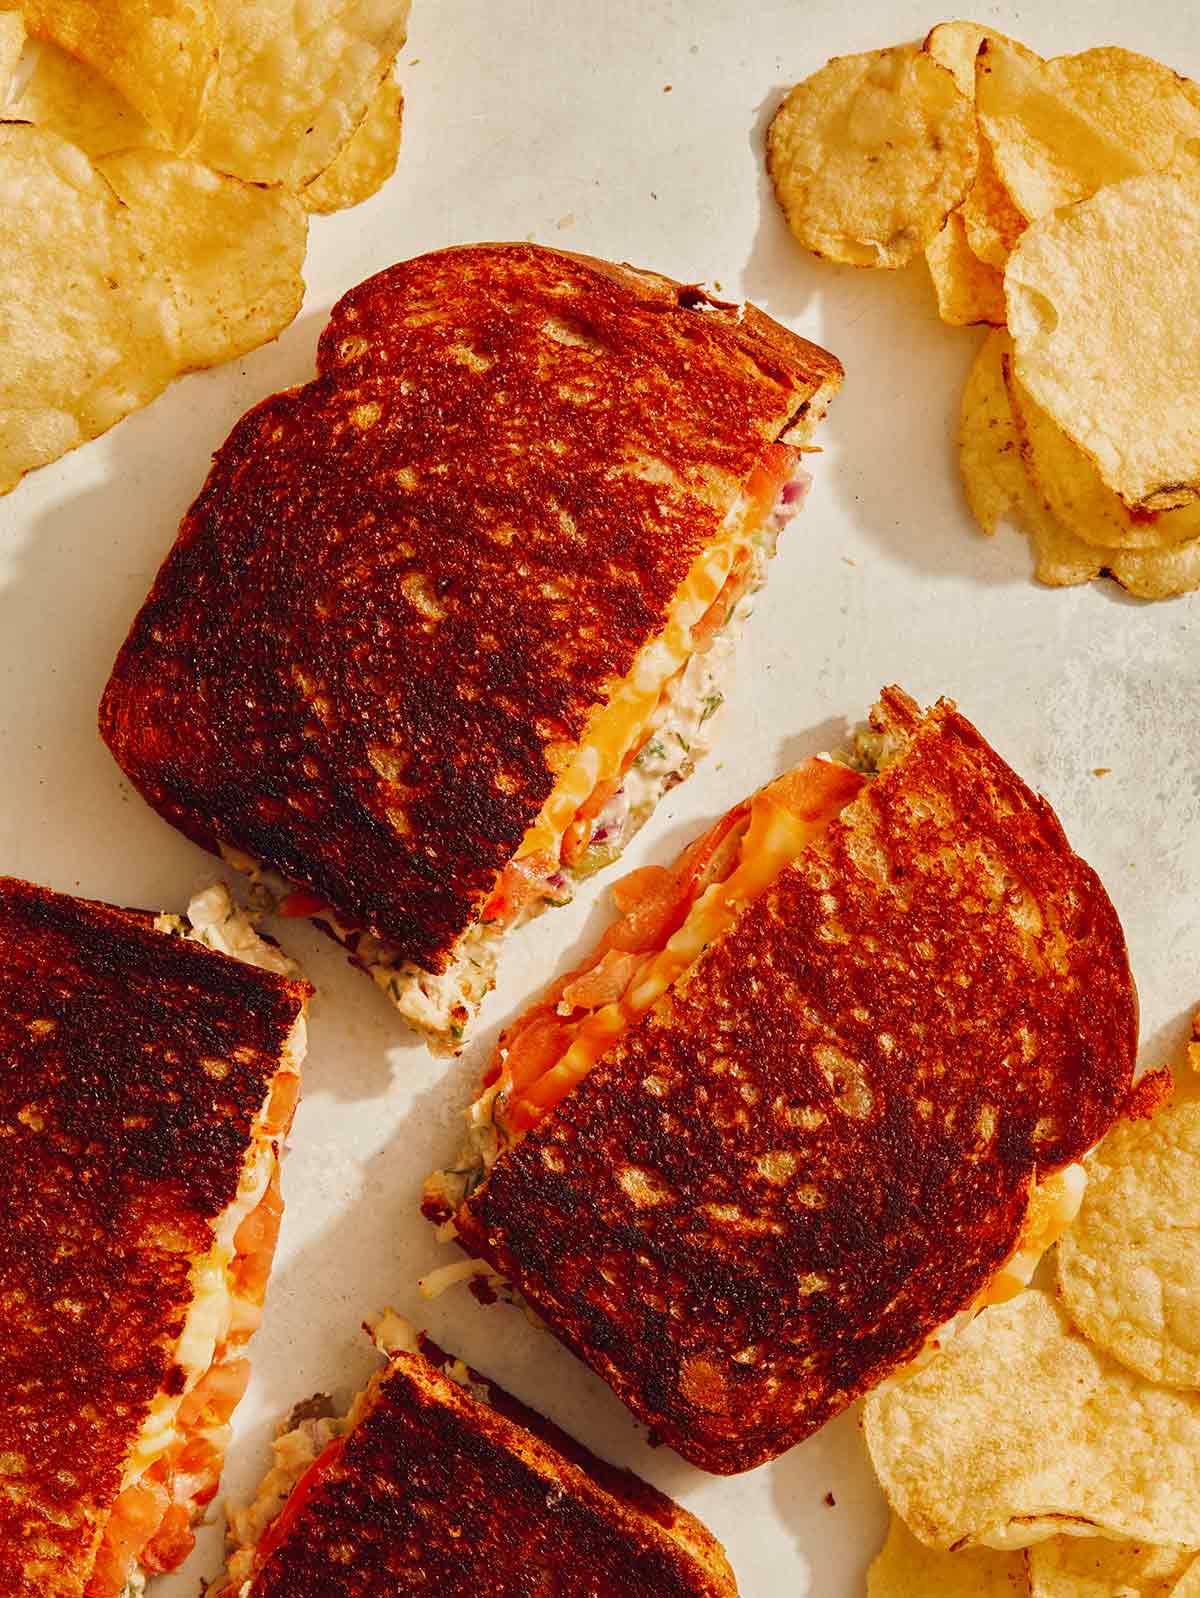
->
{"left": 99, "top": 243, "right": 841, "bottom": 975}
{"left": 243, "top": 1344, "right": 737, "bottom": 1596}
{"left": 454, "top": 690, "right": 1138, "bottom": 1473}
{"left": 0, "top": 877, "right": 309, "bottom": 1597}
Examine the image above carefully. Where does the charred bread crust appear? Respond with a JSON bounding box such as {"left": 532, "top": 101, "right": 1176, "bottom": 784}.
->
{"left": 0, "top": 877, "right": 308, "bottom": 1594}
{"left": 453, "top": 691, "right": 1137, "bottom": 1472}
{"left": 100, "top": 243, "right": 840, "bottom": 976}
{"left": 243, "top": 1342, "right": 737, "bottom": 1596}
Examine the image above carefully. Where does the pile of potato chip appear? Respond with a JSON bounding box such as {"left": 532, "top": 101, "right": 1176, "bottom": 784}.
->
{"left": 863, "top": 1017, "right": 1200, "bottom": 1597}
{"left": 0, "top": 0, "right": 410, "bottom": 495}
{"left": 767, "top": 22, "right": 1200, "bottom": 599}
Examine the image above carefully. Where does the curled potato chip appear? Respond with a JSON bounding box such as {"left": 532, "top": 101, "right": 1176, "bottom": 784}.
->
{"left": 864, "top": 1291, "right": 1200, "bottom": 1551}
{"left": 0, "top": 9, "right": 24, "bottom": 94}
{"left": 1004, "top": 363, "right": 1200, "bottom": 551}
{"left": 18, "top": 0, "right": 217, "bottom": 148}
{"left": 190, "top": 0, "right": 412, "bottom": 189}
{"left": 976, "top": 36, "right": 1147, "bottom": 220}
{"left": 869, "top": 1515, "right": 1026, "bottom": 1598}
{"left": 1029, "top": 512, "right": 1200, "bottom": 598}
{"left": 0, "top": 126, "right": 306, "bottom": 495}
{"left": 926, "top": 212, "right": 1005, "bottom": 326}
{"left": 924, "top": 19, "right": 1041, "bottom": 97}
{"left": 1042, "top": 47, "right": 1200, "bottom": 180}
{"left": 1028, "top": 1538, "right": 1196, "bottom": 1598}
{"left": 768, "top": 44, "right": 977, "bottom": 268}
{"left": 922, "top": 24, "right": 1030, "bottom": 269}
{"left": 958, "top": 328, "right": 1021, "bottom": 534}
{"left": 957, "top": 332, "right": 1200, "bottom": 594}
{"left": 1058, "top": 1101, "right": 1200, "bottom": 1387}
{"left": 303, "top": 77, "right": 403, "bottom": 214}
{"left": 958, "top": 329, "right": 1042, "bottom": 535}
{"left": 7, "top": 37, "right": 162, "bottom": 159}
{"left": 959, "top": 140, "right": 1026, "bottom": 268}
{"left": 1006, "top": 174, "right": 1200, "bottom": 511}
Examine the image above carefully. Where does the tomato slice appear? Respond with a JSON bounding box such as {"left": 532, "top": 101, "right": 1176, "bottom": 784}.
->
{"left": 254, "top": 1436, "right": 346, "bottom": 1571}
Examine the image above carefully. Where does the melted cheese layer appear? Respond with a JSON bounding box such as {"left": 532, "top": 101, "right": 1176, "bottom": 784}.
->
{"left": 516, "top": 537, "right": 738, "bottom": 864}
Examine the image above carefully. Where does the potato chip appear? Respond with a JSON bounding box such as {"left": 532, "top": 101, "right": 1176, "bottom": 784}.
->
{"left": 1028, "top": 1538, "right": 1195, "bottom": 1598}
{"left": 1006, "top": 174, "right": 1200, "bottom": 511}
{"left": 869, "top": 1514, "right": 1027, "bottom": 1598}
{"left": 976, "top": 36, "right": 1147, "bottom": 220}
{"left": 923, "top": 20, "right": 1041, "bottom": 99}
{"left": 1058, "top": 1102, "right": 1200, "bottom": 1387}
{"left": 960, "top": 139, "right": 1027, "bottom": 268}
{"left": 864, "top": 1291, "right": 1200, "bottom": 1550}
{"left": 1174, "top": 1560, "right": 1200, "bottom": 1598}
{"left": 18, "top": 0, "right": 217, "bottom": 148}
{"left": 958, "top": 329, "right": 1043, "bottom": 535}
{"left": 957, "top": 327, "right": 1099, "bottom": 585}
{"left": 0, "top": 125, "right": 306, "bottom": 495}
{"left": 302, "top": 77, "right": 402, "bottom": 213}
{"left": 957, "top": 332, "right": 1200, "bottom": 594}
{"left": 0, "top": 124, "right": 148, "bottom": 495}
{"left": 190, "top": 0, "right": 411, "bottom": 190}
{"left": 1004, "top": 365, "right": 1200, "bottom": 551}
{"left": 1029, "top": 513, "right": 1200, "bottom": 599}
{"left": 768, "top": 45, "right": 977, "bottom": 268}
{"left": 7, "top": 37, "right": 161, "bottom": 159}
{"left": 0, "top": 8, "right": 25, "bottom": 94}
{"left": 96, "top": 150, "right": 307, "bottom": 369}
{"left": 1042, "top": 48, "right": 1200, "bottom": 180}
{"left": 926, "top": 212, "right": 1005, "bottom": 326}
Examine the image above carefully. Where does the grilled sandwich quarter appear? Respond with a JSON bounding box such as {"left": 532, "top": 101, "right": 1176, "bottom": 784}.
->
{"left": 0, "top": 878, "right": 309, "bottom": 1598}
{"left": 100, "top": 242, "right": 841, "bottom": 1052}
{"left": 213, "top": 1314, "right": 737, "bottom": 1597}
{"left": 424, "top": 688, "right": 1139, "bottom": 1473}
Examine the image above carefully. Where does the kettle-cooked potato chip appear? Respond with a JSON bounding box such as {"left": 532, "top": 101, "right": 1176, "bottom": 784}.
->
{"left": 865, "top": 1291, "right": 1200, "bottom": 1551}
{"left": 1028, "top": 1538, "right": 1196, "bottom": 1598}
{"left": 0, "top": 125, "right": 306, "bottom": 496}
{"left": 957, "top": 327, "right": 1100, "bottom": 584}
{"left": 1042, "top": 47, "right": 1200, "bottom": 180}
{"left": 0, "top": 8, "right": 24, "bottom": 94}
{"left": 1059, "top": 1101, "right": 1200, "bottom": 1388}
{"left": 1003, "top": 362, "right": 1200, "bottom": 551}
{"left": 958, "top": 332, "right": 1200, "bottom": 594}
{"left": 1035, "top": 517, "right": 1200, "bottom": 599}
{"left": 17, "top": 0, "right": 217, "bottom": 148}
{"left": 302, "top": 77, "right": 403, "bottom": 214}
{"left": 976, "top": 36, "right": 1147, "bottom": 220}
{"left": 869, "top": 1514, "right": 1027, "bottom": 1598}
{"left": 768, "top": 44, "right": 977, "bottom": 268}
{"left": 921, "top": 24, "right": 1031, "bottom": 269}
{"left": 0, "top": 125, "right": 147, "bottom": 493}
{"left": 958, "top": 329, "right": 1066, "bottom": 548}
{"left": 923, "top": 20, "right": 1040, "bottom": 99}
{"left": 958, "top": 329, "right": 1025, "bottom": 534}
{"left": 96, "top": 149, "right": 307, "bottom": 369}
{"left": 959, "top": 139, "right": 1027, "bottom": 267}
{"left": 6, "top": 36, "right": 162, "bottom": 159}
{"left": 1006, "top": 174, "right": 1200, "bottom": 512}
{"left": 926, "top": 212, "right": 1005, "bottom": 326}
{"left": 189, "top": 0, "right": 411, "bottom": 190}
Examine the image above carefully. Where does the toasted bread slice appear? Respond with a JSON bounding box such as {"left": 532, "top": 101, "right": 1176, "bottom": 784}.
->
{"left": 432, "top": 689, "right": 1137, "bottom": 1472}
{"left": 0, "top": 878, "right": 309, "bottom": 1596}
{"left": 216, "top": 1316, "right": 736, "bottom": 1597}
{"left": 99, "top": 243, "right": 841, "bottom": 1052}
